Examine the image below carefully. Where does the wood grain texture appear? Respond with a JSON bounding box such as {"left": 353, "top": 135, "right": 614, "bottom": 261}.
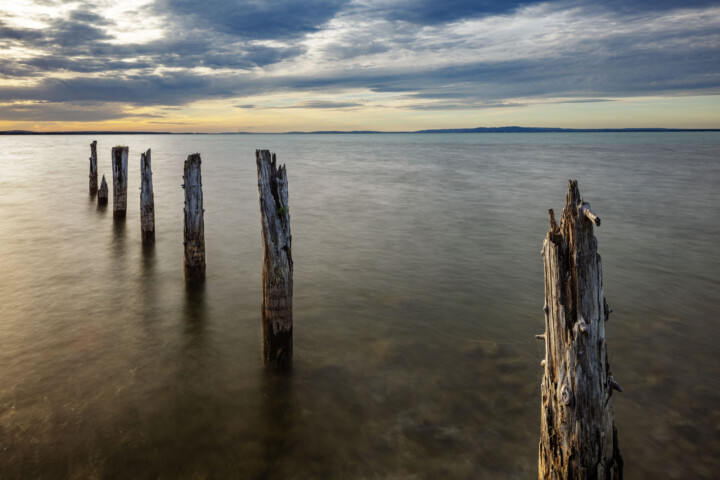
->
{"left": 256, "top": 149, "right": 293, "bottom": 368}
{"left": 539, "top": 180, "right": 622, "bottom": 480}
{"left": 140, "top": 149, "right": 155, "bottom": 242}
{"left": 89, "top": 141, "right": 98, "bottom": 196}
{"left": 111, "top": 146, "right": 128, "bottom": 219}
{"left": 183, "top": 153, "right": 205, "bottom": 284}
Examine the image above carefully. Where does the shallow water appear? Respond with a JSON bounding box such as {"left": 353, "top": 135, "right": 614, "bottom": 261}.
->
{"left": 0, "top": 132, "right": 718, "bottom": 478}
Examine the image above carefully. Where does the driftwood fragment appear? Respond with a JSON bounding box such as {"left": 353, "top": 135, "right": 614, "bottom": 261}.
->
{"left": 256, "top": 149, "right": 293, "bottom": 368}
{"left": 89, "top": 140, "right": 98, "bottom": 195}
{"left": 538, "top": 180, "right": 622, "bottom": 479}
{"left": 111, "top": 146, "right": 128, "bottom": 219}
{"left": 183, "top": 153, "right": 205, "bottom": 284}
{"left": 140, "top": 149, "right": 155, "bottom": 242}
{"left": 98, "top": 175, "right": 108, "bottom": 205}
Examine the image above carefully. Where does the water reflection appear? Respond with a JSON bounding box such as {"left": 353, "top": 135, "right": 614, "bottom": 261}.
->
{"left": 141, "top": 241, "right": 156, "bottom": 276}
{"left": 96, "top": 196, "right": 108, "bottom": 213}
{"left": 183, "top": 282, "right": 206, "bottom": 341}
{"left": 137, "top": 241, "right": 158, "bottom": 332}
{"left": 258, "top": 370, "right": 295, "bottom": 479}
{"left": 111, "top": 216, "right": 127, "bottom": 275}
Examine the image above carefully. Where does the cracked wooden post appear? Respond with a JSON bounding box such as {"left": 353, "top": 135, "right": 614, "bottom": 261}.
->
{"left": 140, "top": 149, "right": 155, "bottom": 242}
{"left": 538, "top": 180, "right": 622, "bottom": 479}
{"left": 89, "top": 140, "right": 98, "bottom": 195}
{"left": 256, "top": 150, "right": 293, "bottom": 368}
{"left": 98, "top": 175, "right": 108, "bottom": 205}
{"left": 183, "top": 153, "right": 205, "bottom": 284}
{"left": 111, "top": 146, "right": 128, "bottom": 219}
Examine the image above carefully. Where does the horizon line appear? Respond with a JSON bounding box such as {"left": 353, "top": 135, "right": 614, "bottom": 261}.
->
{"left": 2, "top": 126, "right": 720, "bottom": 135}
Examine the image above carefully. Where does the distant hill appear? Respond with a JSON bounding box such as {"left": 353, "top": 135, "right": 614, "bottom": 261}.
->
{"left": 414, "top": 126, "right": 720, "bottom": 133}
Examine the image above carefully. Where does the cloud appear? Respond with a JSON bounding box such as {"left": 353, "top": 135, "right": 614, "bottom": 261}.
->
{"left": 0, "top": 72, "right": 249, "bottom": 105}
{"left": 0, "top": 101, "right": 163, "bottom": 121}
{"left": 294, "top": 100, "right": 363, "bottom": 109}
{"left": 0, "top": 20, "right": 44, "bottom": 41}
{"left": 154, "top": 0, "right": 346, "bottom": 39}
{"left": 23, "top": 55, "right": 155, "bottom": 73}
{"left": 0, "top": 4, "right": 307, "bottom": 77}
{"left": 354, "top": 0, "right": 720, "bottom": 26}
{"left": 0, "top": 0, "right": 718, "bottom": 121}
{"left": 361, "top": 0, "right": 529, "bottom": 25}
{"left": 553, "top": 99, "right": 615, "bottom": 104}
{"left": 407, "top": 101, "right": 528, "bottom": 110}
{"left": 241, "top": 100, "right": 364, "bottom": 109}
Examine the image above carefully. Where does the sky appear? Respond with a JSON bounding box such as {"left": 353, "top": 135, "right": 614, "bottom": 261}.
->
{"left": 1, "top": 0, "right": 719, "bottom": 132}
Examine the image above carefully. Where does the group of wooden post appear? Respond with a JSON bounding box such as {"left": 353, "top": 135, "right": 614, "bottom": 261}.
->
{"left": 89, "top": 141, "right": 154, "bottom": 241}
{"left": 88, "top": 143, "right": 292, "bottom": 369}
{"left": 89, "top": 142, "right": 621, "bottom": 476}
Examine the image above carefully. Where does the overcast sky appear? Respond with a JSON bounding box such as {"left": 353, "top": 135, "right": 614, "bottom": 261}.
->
{"left": 1, "top": 0, "right": 719, "bottom": 131}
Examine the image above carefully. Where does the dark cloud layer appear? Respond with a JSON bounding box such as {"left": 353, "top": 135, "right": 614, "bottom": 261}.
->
{"left": 363, "top": 0, "right": 719, "bottom": 24}
{"left": 367, "top": 0, "right": 523, "bottom": 24}
{"left": 155, "top": 0, "right": 346, "bottom": 39}
{"left": 0, "top": 102, "right": 162, "bottom": 121}
{"left": 0, "top": 72, "right": 244, "bottom": 105}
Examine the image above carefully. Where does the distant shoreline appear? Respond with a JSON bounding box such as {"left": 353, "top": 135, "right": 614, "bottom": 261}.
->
{"left": 1, "top": 127, "right": 719, "bottom": 135}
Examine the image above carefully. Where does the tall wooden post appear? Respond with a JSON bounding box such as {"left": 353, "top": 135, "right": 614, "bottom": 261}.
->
{"left": 140, "top": 149, "right": 155, "bottom": 242}
{"left": 183, "top": 153, "right": 205, "bottom": 284}
{"left": 98, "top": 175, "right": 108, "bottom": 205}
{"left": 538, "top": 180, "right": 622, "bottom": 479}
{"left": 111, "top": 146, "right": 128, "bottom": 219}
{"left": 256, "top": 150, "right": 293, "bottom": 368}
{"left": 89, "top": 140, "right": 98, "bottom": 195}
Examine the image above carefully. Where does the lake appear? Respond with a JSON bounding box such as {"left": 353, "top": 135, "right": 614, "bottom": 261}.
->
{"left": 0, "top": 132, "right": 718, "bottom": 478}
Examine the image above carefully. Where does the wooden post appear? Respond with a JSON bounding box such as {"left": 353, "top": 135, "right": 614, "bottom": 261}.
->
{"left": 183, "top": 153, "right": 205, "bottom": 284}
{"left": 140, "top": 149, "right": 155, "bottom": 242}
{"left": 111, "top": 146, "right": 129, "bottom": 219}
{"left": 256, "top": 150, "right": 293, "bottom": 368}
{"left": 98, "top": 175, "right": 108, "bottom": 205}
{"left": 538, "top": 180, "right": 622, "bottom": 479}
{"left": 89, "top": 140, "right": 98, "bottom": 195}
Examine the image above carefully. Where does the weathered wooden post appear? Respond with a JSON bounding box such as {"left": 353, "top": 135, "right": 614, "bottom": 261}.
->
{"left": 98, "top": 175, "right": 108, "bottom": 205}
{"left": 183, "top": 153, "right": 205, "bottom": 284}
{"left": 140, "top": 149, "right": 155, "bottom": 241}
{"left": 538, "top": 180, "right": 622, "bottom": 479}
{"left": 256, "top": 150, "right": 293, "bottom": 368}
{"left": 111, "top": 146, "right": 129, "bottom": 219}
{"left": 89, "top": 140, "right": 98, "bottom": 195}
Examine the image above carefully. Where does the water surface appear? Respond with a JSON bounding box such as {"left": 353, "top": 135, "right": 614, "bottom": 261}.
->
{"left": 0, "top": 133, "right": 719, "bottom": 478}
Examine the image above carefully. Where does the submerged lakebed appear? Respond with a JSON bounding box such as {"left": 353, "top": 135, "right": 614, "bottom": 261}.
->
{"left": 0, "top": 133, "right": 718, "bottom": 478}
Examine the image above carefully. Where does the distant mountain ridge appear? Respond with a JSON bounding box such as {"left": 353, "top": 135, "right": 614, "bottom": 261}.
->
{"left": 2, "top": 127, "right": 718, "bottom": 135}
{"left": 413, "top": 126, "right": 720, "bottom": 133}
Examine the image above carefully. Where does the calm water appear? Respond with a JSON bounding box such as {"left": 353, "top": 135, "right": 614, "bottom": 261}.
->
{"left": 0, "top": 133, "right": 719, "bottom": 479}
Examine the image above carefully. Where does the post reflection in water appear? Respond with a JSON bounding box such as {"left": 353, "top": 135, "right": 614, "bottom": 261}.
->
{"left": 258, "top": 369, "right": 295, "bottom": 479}
{"left": 183, "top": 282, "right": 206, "bottom": 341}
{"left": 138, "top": 241, "right": 157, "bottom": 328}
{"left": 141, "top": 240, "right": 156, "bottom": 276}
{"left": 96, "top": 195, "right": 108, "bottom": 213}
{"left": 112, "top": 216, "right": 126, "bottom": 248}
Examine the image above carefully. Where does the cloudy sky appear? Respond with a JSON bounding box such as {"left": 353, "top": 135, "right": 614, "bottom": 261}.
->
{"left": 1, "top": 0, "right": 719, "bottom": 132}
